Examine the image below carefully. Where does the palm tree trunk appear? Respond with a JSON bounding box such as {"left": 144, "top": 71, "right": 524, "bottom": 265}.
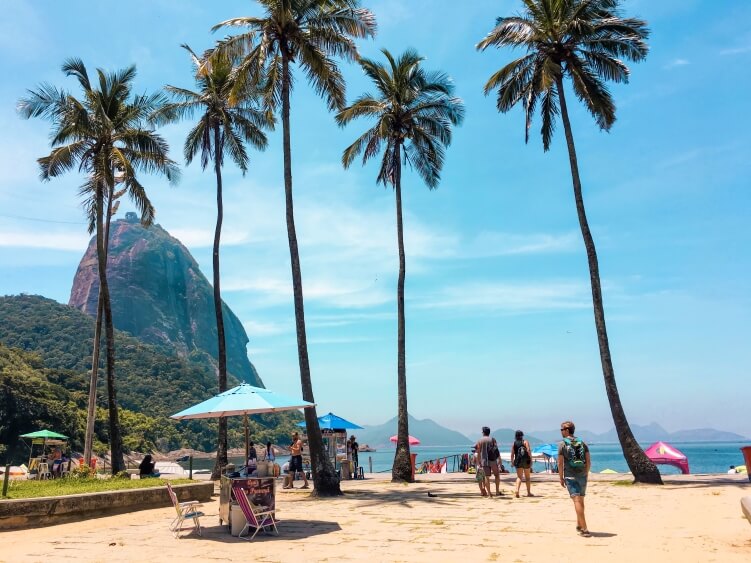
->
{"left": 556, "top": 76, "right": 662, "bottom": 484}
{"left": 392, "top": 143, "right": 412, "bottom": 483}
{"left": 211, "top": 123, "right": 229, "bottom": 481}
{"left": 96, "top": 182, "right": 124, "bottom": 474}
{"left": 83, "top": 184, "right": 114, "bottom": 465}
{"left": 281, "top": 52, "right": 340, "bottom": 496}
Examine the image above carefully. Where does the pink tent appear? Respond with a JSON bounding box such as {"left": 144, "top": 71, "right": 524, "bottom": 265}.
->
{"left": 644, "top": 441, "right": 690, "bottom": 474}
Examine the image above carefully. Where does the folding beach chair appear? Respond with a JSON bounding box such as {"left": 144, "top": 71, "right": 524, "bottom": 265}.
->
{"left": 166, "top": 481, "right": 205, "bottom": 538}
{"left": 232, "top": 485, "right": 278, "bottom": 541}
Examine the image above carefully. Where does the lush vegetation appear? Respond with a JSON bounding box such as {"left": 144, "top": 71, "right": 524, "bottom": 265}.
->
{"left": 0, "top": 295, "right": 303, "bottom": 464}
{"left": 2, "top": 475, "right": 193, "bottom": 500}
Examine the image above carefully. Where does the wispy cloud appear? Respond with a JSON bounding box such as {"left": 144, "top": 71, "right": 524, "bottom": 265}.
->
{"left": 664, "top": 58, "right": 690, "bottom": 69}
{"left": 720, "top": 45, "right": 751, "bottom": 56}
{"left": 242, "top": 320, "right": 289, "bottom": 337}
{"left": 463, "top": 231, "right": 579, "bottom": 258}
{"left": 0, "top": 230, "right": 88, "bottom": 251}
{"left": 415, "top": 280, "right": 591, "bottom": 313}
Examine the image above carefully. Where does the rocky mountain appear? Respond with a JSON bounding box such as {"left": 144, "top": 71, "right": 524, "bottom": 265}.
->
{"left": 69, "top": 213, "right": 261, "bottom": 387}
{"left": 356, "top": 414, "right": 472, "bottom": 448}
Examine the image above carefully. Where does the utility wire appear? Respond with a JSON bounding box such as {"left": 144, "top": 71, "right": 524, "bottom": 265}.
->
{"left": 0, "top": 212, "right": 86, "bottom": 225}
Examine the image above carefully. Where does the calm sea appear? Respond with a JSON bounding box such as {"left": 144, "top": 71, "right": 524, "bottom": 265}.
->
{"left": 181, "top": 441, "right": 750, "bottom": 475}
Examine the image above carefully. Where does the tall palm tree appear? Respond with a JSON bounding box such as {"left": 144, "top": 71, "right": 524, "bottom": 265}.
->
{"left": 477, "top": 0, "right": 661, "bottom": 484}
{"left": 18, "top": 59, "right": 179, "bottom": 473}
{"left": 336, "top": 49, "right": 464, "bottom": 482}
{"left": 153, "top": 45, "right": 271, "bottom": 480}
{"left": 210, "top": 0, "right": 376, "bottom": 495}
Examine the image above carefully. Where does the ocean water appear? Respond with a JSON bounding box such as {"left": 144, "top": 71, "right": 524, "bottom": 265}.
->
{"left": 181, "top": 441, "right": 750, "bottom": 476}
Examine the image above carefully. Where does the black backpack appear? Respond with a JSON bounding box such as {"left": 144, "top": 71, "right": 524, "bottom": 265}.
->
{"left": 487, "top": 439, "right": 499, "bottom": 461}
{"left": 514, "top": 439, "right": 529, "bottom": 465}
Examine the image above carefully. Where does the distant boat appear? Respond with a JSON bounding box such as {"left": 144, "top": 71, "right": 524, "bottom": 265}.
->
{"left": 359, "top": 444, "right": 376, "bottom": 452}
{"left": 175, "top": 455, "right": 190, "bottom": 462}
{"left": 154, "top": 462, "right": 187, "bottom": 476}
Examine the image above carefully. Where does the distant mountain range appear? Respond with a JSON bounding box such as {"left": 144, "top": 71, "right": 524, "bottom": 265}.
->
{"left": 529, "top": 422, "right": 748, "bottom": 444}
{"left": 354, "top": 418, "right": 747, "bottom": 448}
{"left": 356, "top": 415, "right": 472, "bottom": 448}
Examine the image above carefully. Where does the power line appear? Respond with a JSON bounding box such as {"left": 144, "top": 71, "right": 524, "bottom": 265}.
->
{"left": 0, "top": 212, "right": 86, "bottom": 225}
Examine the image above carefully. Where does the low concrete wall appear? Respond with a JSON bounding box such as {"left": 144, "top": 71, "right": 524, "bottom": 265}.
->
{"left": 0, "top": 481, "right": 214, "bottom": 530}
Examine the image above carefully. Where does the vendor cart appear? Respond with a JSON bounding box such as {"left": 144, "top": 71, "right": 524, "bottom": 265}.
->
{"left": 219, "top": 475, "right": 276, "bottom": 535}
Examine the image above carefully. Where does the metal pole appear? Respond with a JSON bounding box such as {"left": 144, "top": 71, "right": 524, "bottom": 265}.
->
{"left": 368, "top": 456, "right": 372, "bottom": 474}
{"left": 2, "top": 464, "right": 10, "bottom": 497}
{"left": 244, "top": 414, "right": 249, "bottom": 464}
{"left": 189, "top": 456, "right": 193, "bottom": 480}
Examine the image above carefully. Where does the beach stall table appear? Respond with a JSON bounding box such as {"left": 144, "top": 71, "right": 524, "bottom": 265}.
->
{"left": 297, "top": 412, "right": 363, "bottom": 479}
{"left": 20, "top": 429, "right": 69, "bottom": 479}
{"left": 171, "top": 383, "right": 314, "bottom": 535}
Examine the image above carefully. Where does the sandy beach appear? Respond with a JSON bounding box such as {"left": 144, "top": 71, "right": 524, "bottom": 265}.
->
{"left": 2, "top": 472, "right": 749, "bottom": 562}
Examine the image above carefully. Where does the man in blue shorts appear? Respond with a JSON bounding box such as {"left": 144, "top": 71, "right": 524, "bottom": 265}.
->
{"left": 558, "top": 420, "right": 591, "bottom": 537}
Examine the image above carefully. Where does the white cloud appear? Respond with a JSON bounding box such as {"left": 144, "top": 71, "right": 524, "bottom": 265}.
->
{"left": 416, "top": 280, "right": 591, "bottom": 313}
{"left": 242, "top": 320, "right": 289, "bottom": 337}
{"left": 720, "top": 45, "right": 751, "bottom": 56}
{"left": 664, "top": 58, "right": 690, "bottom": 69}
{"left": 0, "top": 230, "right": 88, "bottom": 251}
{"left": 463, "top": 231, "right": 579, "bottom": 257}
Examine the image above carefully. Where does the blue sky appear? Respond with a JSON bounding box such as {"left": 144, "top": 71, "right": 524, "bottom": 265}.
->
{"left": 1, "top": 1, "right": 749, "bottom": 438}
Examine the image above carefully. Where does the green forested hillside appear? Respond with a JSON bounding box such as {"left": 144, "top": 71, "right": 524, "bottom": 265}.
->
{"left": 0, "top": 295, "right": 302, "bottom": 463}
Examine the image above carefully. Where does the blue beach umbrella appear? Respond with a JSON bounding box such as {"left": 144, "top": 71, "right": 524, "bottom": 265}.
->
{"left": 532, "top": 443, "right": 559, "bottom": 457}
{"left": 297, "top": 412, "right": 363, "bottom": 431}
{"left": 171, "top": 383, "right": 315, "bottom": 462}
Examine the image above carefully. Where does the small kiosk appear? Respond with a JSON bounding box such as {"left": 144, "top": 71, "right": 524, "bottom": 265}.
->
{"left": 297, "top": 412, "right": 363, "bottom": 478}
{"left": 171, "top": 383, "right": 315, "bottom": 535}
{"left": 219, "top": 474, "right": 276, "bottom": 535}
{"left": 20, "top": 429, "right": 70, "bottom": 479}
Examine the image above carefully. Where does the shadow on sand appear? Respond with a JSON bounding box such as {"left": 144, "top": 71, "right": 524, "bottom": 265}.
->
{"left": 178, "top": 519, "right": 342, "bottom": 542}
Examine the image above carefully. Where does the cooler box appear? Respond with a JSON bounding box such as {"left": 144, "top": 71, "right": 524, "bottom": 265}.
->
{"left": 230, "top": 503, "right": 247, "bottom": 536}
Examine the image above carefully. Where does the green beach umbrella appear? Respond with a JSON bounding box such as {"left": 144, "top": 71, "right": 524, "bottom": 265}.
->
{"left": 20, "top": 430, "right": 69, "bottom": 440}
{"left": 600, "top": 468, "right": 618, "bottom": 474}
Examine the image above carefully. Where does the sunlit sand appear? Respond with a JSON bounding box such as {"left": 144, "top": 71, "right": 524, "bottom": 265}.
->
{"left": 3, "top": 472, "right": 749, "bottom": 562}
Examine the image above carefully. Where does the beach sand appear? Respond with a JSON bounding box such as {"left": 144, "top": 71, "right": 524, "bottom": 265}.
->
{"left": 2, "top": 472, "right": 749, "bottom": 562}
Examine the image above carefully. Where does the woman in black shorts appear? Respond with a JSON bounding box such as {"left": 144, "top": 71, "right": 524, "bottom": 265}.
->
{"left": 511, "top": 430, "right": 533, "bottom": 497}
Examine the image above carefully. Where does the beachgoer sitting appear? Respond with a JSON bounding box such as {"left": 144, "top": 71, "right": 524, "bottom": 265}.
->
{"left": 138, "top": 454, "right": 160, "bottom": 478}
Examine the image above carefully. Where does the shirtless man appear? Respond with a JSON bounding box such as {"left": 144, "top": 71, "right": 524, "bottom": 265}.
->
{"left": 287, "top": 432, "right": 309, "bottom": 489}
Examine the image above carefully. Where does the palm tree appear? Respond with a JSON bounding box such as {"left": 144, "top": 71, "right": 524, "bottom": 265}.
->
{"left": 210, "top": 0, "right": 376, "bottom": 495}
{"left": 336, "top": 49, "right": 464, "bottom": 482}
{"left": 477, "top": 0, "right": 661, "bottom": 484}
{"left": 18, "top": 59, "right": 179, "bottom": 473}
{"left": 152, "top": 45, "right": 271, "bottom": 479}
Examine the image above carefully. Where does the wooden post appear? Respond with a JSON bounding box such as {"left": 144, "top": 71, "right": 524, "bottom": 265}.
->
{"left": 189, "top": 455, "right": 193, "bottom": 480}
{"left": 2, "top": 464, "right": 10, "bottom": 497}
{"left": 368, "top": 456, "right": 372, "bottom": 474}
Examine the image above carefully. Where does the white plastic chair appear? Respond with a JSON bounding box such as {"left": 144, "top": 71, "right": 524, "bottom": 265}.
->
{"left": 166, "top": 482, "right": 205, "bottom": 538}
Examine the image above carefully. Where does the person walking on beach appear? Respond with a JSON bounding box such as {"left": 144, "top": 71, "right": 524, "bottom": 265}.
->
{"left": 511, "top": 430, "right": 533, "bottom": 498}
{"left": 286, "top": 432, "right": 309, "bottom": 489}
{"left": 475, "top": 427, "right": 494, "bottom": 497}
{"left": 558, "top": 421, "right": 591, "bottom": 537}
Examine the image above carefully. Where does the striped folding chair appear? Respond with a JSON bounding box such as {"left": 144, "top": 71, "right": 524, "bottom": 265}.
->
{"left": 232, "top": 485, "right": 278, "bottom": 541}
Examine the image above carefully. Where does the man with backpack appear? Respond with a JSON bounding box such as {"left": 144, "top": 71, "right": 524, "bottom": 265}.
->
{"left": 475, "top": 426, "right": 498, "bottom": 497}
{"left": 558, "top": 420, "right": 591, "bottom": 537}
